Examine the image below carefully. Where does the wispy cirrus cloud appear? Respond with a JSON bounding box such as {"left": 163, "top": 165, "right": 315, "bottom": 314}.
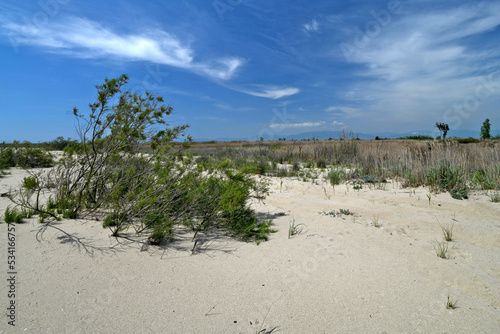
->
{"left": 239, "top": 85, "right": 300, "bottom": 99}
{"left": 325, "top": 106, "right": 361, "bottom": 117}
{"left": 335, "top": 1, "right": 500, "bottom": 130}
{"left": 0, "top": 16, "right": 243, "bottom": 80}
{"left": 303, "top": 19, "right": 319, "bottom": 32}
{"left": 270, "top": 121, "right": 324, "bottom": 129}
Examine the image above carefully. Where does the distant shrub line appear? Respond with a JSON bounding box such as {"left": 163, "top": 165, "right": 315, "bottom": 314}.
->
{"left": 188, "top": 137, "right": 500, "bottom": 199}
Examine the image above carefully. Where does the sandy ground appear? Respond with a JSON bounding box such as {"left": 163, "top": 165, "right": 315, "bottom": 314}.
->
{"left": 1, "top": 167, "right": 499, "bottom": 333}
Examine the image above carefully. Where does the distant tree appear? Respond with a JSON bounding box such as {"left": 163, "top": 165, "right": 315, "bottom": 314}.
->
{"left": 480, "top": 118, "right": 491, "bottom": 139}
{"left": 435, "top": 122, "right": 450, "bottom": 140}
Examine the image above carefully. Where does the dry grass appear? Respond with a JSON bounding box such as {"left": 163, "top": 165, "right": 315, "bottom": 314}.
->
{"left": 185, "top": 139, "right": 500, "bottom": 193}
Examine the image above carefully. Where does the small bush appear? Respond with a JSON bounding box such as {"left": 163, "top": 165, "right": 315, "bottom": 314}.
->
{"left": 339, "top": 208, "right": 354, "bottom": 215}
{"left": 103, "top": 212, "right": 127, "bottom": 228}
{"left": 316, "top": 160, "right": 327, "bottom": 169}
{"left": 14, "top": 148, "right": 54, "bottom": 168}
{"left": 0, "top": 147, "right": 15, "bottom": 168}
{"left": 62, "top": 210, "right": 78, "bottom": 219}
{"left": 363, "top": 174, "right": 378, "bottom": 183}
{"left": 148, "top": 221, "right": 174, "bottom": 245}
{"left": 450, "top": 188, "right": 468, "bottom": 200}
{"left": 327, "top": 168, "right": 342, "bottom": 185}
{"left": 4, "top": 207, "right": 25, "bottom": 224}
{"left": 0, "top": 147, "right": 53, "bottom": 169}
{"left": 454, "top": 137, "right": 479, "bottom": 144}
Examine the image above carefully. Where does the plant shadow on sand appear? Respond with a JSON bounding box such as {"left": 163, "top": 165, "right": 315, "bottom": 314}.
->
{"left": 33, "top": 213, "right": 277, "bottom": 259}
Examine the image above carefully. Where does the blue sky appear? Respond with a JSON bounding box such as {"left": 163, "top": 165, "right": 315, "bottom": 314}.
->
{"left": 0, "top": 0, "right": 499, "bottom": 142}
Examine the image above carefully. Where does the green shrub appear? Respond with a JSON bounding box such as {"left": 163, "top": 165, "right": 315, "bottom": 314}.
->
{"left": 363, "top": 174, "right": 378, "bottom": 183}
{"left": 14, "top": 148, "right": 54, "bottom": 168}
{"left": 256, "top": 160, "right": 269, "bottom": 175}
{"left": 327, "top": 168, "right": 342, "bottom": 185}
{"left": 454, "top": 137, "right": 479, "bottom": 144}
{"left": 4, "top": 207, "right": 25, "bottom": 224}
{"left": 316, "top": 159, "right": 327, "bottom": 169}
{"left": 8, "top": 75, "right": 274, "bottom": 247}
{"left": 148, "top": 221, "right": 174, "bottom": 245}
{"left": 103, "top": 212, "right": 127, "bottom": 228}
{"left": 450, "top": 188, "right": 468, "bottom": 200}
{"left": 305, "top": 160, "right": 315, "bottom": 168}
{"left": 339, "top": 208, "right": 354, "bottom": 215}
{"left": 0, "top": 147, "right": 15, "bottom": 168}
{"left": 403, "top": 135, "right": 433, "bottom": 140}
{"left": 62, "top": 210, "right": 78, "bottom": 219}
{"left": 0, "top": 147, "right": 53, "bottom": 168}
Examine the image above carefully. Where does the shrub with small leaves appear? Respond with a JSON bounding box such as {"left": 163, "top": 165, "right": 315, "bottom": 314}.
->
{"left": 450, "top": 188, "right": 468, "bottom": 200}
{"left": 4, "top": 207, "right": 25, "bottom": 224}
{"left": 339, "top": 208, "right": 354, "bottom": 215}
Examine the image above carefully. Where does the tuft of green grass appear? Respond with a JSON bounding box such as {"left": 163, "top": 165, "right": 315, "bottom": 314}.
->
{"left": 446, "top": 295, "right": 458, "bottom": 309}
{"left": 288, "top": 218, "right": 305, "bottom": 239}
{"left": 326, "top": 168, "right": 342, "bottom": 185}
{"left": 372, "top": 216, "right": 381, "bottom": 228}
{"left": 433, "top": 241, "right": 449, "bottom": 259}
{"left": 441, "top": 224, "right": 454, "bottom": 242}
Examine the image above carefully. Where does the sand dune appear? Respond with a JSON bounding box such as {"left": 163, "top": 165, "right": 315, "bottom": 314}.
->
{"left": 1, "top": 168, "right": 499, "bottom": 333}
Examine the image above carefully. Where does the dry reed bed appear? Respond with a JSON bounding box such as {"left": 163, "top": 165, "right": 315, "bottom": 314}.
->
{"left": 186, "top": 139, "right": 500, "bottom": 192}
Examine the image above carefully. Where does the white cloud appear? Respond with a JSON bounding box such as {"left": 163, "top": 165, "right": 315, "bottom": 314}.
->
{"left": 241, "top": 86, "right": 300, "bottom": 99}
{"left": 332, "top": 121, "right": 345, "bottom": 126}
{"left": 336, "top": 1, "right": 500, "bottom": 130}
{"left": 1, "top": 17, "right": 243, "bottom": 80}
{"left": 270, "top": 121, "right": 324, "bottom": 129}
{"left": 304, "top": 19, "right": 319, "bottom": 32}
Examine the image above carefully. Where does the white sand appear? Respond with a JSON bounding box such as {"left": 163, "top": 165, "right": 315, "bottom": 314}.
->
{"left": 1, "top": 168, "right": 499, "bottom": 333}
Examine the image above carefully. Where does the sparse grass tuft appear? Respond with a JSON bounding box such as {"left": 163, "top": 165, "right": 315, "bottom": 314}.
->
{"left": 446, "top": 295, "right": 458, "bottom": 309}
{"left": 433, "top": 241, "right": 449, "bottom": 259}
{"left": 441, "top": 224, "right": 454, "bottom": 242}
{"left": 288, "top": 218, "right": 305, "bottom": 239}
{"left": 490, "top": 192, "right": 500, "bottom": 203}
{"left": 372, "top": 216, "right": 381, "bottom": 228}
